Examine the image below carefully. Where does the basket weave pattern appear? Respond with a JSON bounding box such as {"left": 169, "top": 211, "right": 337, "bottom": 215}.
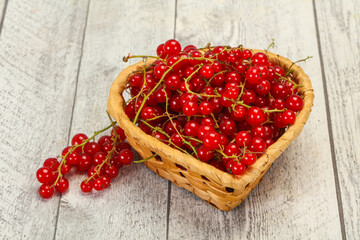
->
{"left": 107, "top": 50, "right": 314, "bottom": 211}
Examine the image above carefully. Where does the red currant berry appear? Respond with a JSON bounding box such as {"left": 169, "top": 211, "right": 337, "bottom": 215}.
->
{"left": 80, "top": 181, "right": 93, "bottom": 193}
{"left": 203, "top": 131, "right": 221, "bottom": 150}
{"left": 67, "top": 152, "right": 80, "bottom": 165}
{"left": 77, "top": 153, "right": 92, "bottom": 171}
{"left": 98, "top": 135, "right": 111, "bottom": 146}
{"left": 39, "top": 184, "right": 54, "bottom": 199}
{"left": 282, "top": 110, "right": 296, "bottom": 125}
{"left": 36, "top": 167, "right": 56, "bottom": 184}
{"left": 271, "top": 98, "right": 286, "bottom": 110}
{"left": 71, "top": 133, "right": 88, "bottom": 146}
{"left": 271, "top": 83, "right": 290, "bottom": 99}
{"left": 235, "top": 131, "right": 251, "bottom": 147}
{"left": 60, "top": 163, "right": 72, "bottom": 175}
{"left": 197, "top": 124, "right": 215, "bottom": 141}
{"left": 55, "top": 177, "right": 69, "bottom": 193}
{"left": 84, "top": 142, "right": 102, "bottom": 157}
{"left": 182, "top": 101, "right": 198, "bottom": 116}
{"left": 118, "top": 149, "right": 134, "bottom": 165}
{"left": 231, "top": 105, "right": 246, "bottom": 121}
{"left": 241, "top": 49, "right": 252, "bottom": 59}
{"left": 101, "top": 176, "right": 111, "bottom": 189}
{"left": 231, "top": 161, "right": 246, "bottom": 175}
{"left": 251, "top": 52, "right": 269, "bottom": 66}
{"left": 156, "top": 43, "right": 166, "bottom": 58}
{"left": 246, "top": 66, "right": 262, "bottom": 84}
{"left": 164, "top": 39, "right": 181, "bottom": 56}
{"left": 219, "top": 119, "right": 237, "bottom": 136}
{"left": 242, "top": 152, "right": 257, "bottom": 166}
{"left": 104, "top": 165, "right": 119, "bottom": 179}
{"left": 197, "top": 145, "right": 214, "bottom": 163}
{"left": 199, "top": 101, "right": 213, "bottom": 115}
{"left": 92, "top": 151, "right": 107, "bottom": 165}
{"left": 245, "top": 107, "right": 267, "bottom": 126}
{"left": 43, "top": 158, "right": 59, "bottom": 171}
{"left": 200, "top": 65, "right": 215, "bottom": 79}
{"left": 165, "top": 73, "right": 182, "bottom": 90}
{"left": 248, "top": 137, "right": 266, "bottom": 154}
{"left": 286, "top": 95, "right": 303, "bottom": 111}
{"left": 93, "top": 178, "right": 104, "bottom": 191}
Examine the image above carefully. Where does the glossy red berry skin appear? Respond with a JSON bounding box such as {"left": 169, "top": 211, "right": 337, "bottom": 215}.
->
{"left": 84, "top": 142, "right": 102, "bottom": 157}
{"left": 67, "top": 152, "right": 79, "bottom": 165}
{"left": 101, "top": 176, "right": 111, "bottom": 189}
{"left": 92, "top": 151, "right": 107, "bottom": 166}
{"left": 36, "top": 167, "right": 56, "bottom": 184}
{"left": 60, "top": 163, "right": 72, "bottom": 175}
{"left": 242, "top": 153, "right": 257, "bottom": 166}
{"left": 80, "top": 181, "right": 93, "bottom": 193}
{"left": 197, "top": 124, "right": 215, "bottom": 141}
{"left": 235, "top": 131, "right": 251, "bottom": 147}
{"left": 282, "top": 110, "right": 296, "bottom": 125}
{"left": 200, "top": 65, "right": 214, "bottom": 79}
{"left": 104, "top": 165, "right": 119, "bottom": 179}
{"left": 231, "top": 161, "right": 246, "bottom": 175}
{"left": 184, "top": 120, "right": 199, "bottom": 137}
{"left": 55, "top": 178, "right": 69, "bottom": 193}
{"left": 203, "top": 131, "right": 221, "bottom": 150}
{"left": 219, "top": 119, "right": 237, "bottom": 136}
{"left": 71, "top": 133, "right": 88, "bottom": 146}
{"left": 286, "top": 95, "right": 303, "bottom": 111}
{"left": 98, "top": 135, "right": 112, "bottom": 146}
{"left": 251, "top": 52, "right": 269, "bottom": 66}
{"left": 118, "top": 149, "right": 134, "bottom": 165}
{"left": 197, "top": 145, "right": 214, "bottom": 163}
{"left": 39, "top": 184, "right": 54, "bottom": 199}
{"left": 93, "top": 179, "right": 104, "bottom": 191}
{"left": 246, "top": 66, "right": 262, "bottom": 84}
{"left": 182, "top": 101, "right": 198, "bottom": 116}
{"left": 245, "top": 107, "right": 267, "bottom": 126}
{"left": 43, "top": 158, "right": 59, "bottom": 171}
{"left": 76, "top": 153, "right": 92, "bottom": 171}
{"left": 249, "top": 137, "right": 266, "bottom": 154}
{"left": 163, "top": 39, "right": 181, "bottom": 56}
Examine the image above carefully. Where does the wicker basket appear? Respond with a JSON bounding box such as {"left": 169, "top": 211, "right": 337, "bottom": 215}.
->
{"left": 107, "top": 50, "right": 314, "bottom": 211}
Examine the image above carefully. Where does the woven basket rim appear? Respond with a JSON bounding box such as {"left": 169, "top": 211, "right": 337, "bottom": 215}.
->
{"left": 107, "top": 49, "right": 314, "bottom": 189}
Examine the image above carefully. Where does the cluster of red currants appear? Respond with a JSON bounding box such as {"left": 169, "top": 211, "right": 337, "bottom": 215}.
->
{"left": 124, "top": 39, "right": 304, "bottom": 175}
{"left": 36, "top": 125, "right": 134, "bottom": 199}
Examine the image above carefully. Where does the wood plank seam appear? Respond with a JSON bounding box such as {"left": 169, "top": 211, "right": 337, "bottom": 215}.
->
{"left": 0, "top": 0, "right": 9, "bottom": 37}
{"left": 52, "top": 1, "right": 91, "bottom": 239}
{"left": 312, "top": 1, "right": 346, "bottom": 239}
{"left": 166, "top": 1, "right": 178, "bottom": 239}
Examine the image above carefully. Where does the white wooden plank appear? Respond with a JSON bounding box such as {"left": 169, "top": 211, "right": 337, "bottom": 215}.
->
{"left": 0, "top": 0, "right": 88, "bottom": 239}
{"left": 315, "top": 0, "right": 360, "bottom": 239}
{"left": 0, "top": 0, "right": 7, "bottom": 30}
{"left": 168, "top": 0, "right": 342, "bottom": 239}
{"left": 54, "top": 0, "right": 175, "bottom": 239}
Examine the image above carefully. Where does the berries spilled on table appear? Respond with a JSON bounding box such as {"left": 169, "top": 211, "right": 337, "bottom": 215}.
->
{"left": 36, "top": 121, "right": 134, "bottom": 199}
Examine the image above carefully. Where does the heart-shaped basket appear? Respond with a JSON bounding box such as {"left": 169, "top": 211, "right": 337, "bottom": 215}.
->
{"left": 107, "top": 50, "right": 314, "bottom": 211}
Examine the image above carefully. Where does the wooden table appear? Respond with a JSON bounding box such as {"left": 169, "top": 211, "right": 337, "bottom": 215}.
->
{"left": 0, "top": 0, "right": 359, "bottom": 239}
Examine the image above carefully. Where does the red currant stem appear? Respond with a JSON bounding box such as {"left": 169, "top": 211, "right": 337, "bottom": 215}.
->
{"left": 186, "top": 136, "right": 202, "bottom": 143}
{"left": 52, "top": 122, "right": 114, "bottom": 186}
{"left": 206, "top": 70, "right": 229, "bottom": 86}
{"left": 231, "top": 99, "right": 251, "bottom": 109}
{"left": 85, "top": 131, "right": 119, "bottom": 184}
{"left": 237, "top": 81, "right": 246, "bottom": 101}
{"left": 264, "top": 108, "right": 286, "bottom": 113}
{"left": 132, "top": 57, "right": 184, "bottom": 124}
{"left": 265, "top": 38, "right": 275, "bottom": 56}
{"left": 134, "top": 153, "right": 158, "bottom": 163}
{"left": 140, "top": 120, "right": 170, "bottom": 138}
{"left": 164, "top": 94, "right": 200, "bottom": 159}
{"left": 123, "top": 55, "right": 159, "bottom": 62}
{"left": 285, "top": 56, "right": 313, "bottom": 76}
{"left": 210, "top": 113, "right": 220, "bottom": 128}
{"left": 230, "top": 138, "right": 236, "bottom": 144}
{"left": 184, "top": 64, "right": 203, "bottom": 93}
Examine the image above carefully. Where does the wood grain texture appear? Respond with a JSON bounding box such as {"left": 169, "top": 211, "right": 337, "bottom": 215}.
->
{"left": 168, "top": 0, "right": 342, "bottom": 239}
{"left": 0, "top": 0, "right": 89, "bottom": 239}
{"left": 0, "top": 0, "right": 7, "bottom": 32}
{"left": 315, "top": 0, "right": 360, "bottom": 239}
{"left": 54, "top": 0, "right": 176, "bottom": 239}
